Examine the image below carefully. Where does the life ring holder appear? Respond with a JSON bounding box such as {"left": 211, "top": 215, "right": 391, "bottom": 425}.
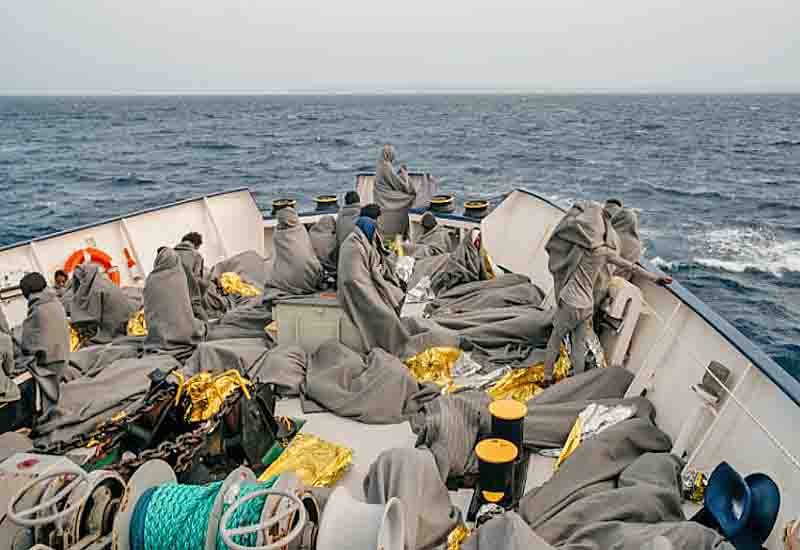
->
{"left": 64, "top": 247, "right": 121, "bottom": 286}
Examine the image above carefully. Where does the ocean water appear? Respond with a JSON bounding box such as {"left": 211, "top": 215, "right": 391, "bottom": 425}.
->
{"left": 0, "top": 94, "right": 798, "bottom": 376}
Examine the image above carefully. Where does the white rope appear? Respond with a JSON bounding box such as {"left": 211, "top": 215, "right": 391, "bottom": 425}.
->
{"left": 646, "top": 298, "right": 800, "bottom": 473}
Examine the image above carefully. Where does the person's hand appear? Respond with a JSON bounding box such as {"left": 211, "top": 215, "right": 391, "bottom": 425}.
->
{"left": 541, "top": 375, "right": 554, "bottom": 389}
{"left": 657, "top": 276, "right": 673, "bottom": 286}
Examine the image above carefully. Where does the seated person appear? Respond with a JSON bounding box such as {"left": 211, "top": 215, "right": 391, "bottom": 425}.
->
{"left": 404, "top": 211, "right": 452, "bottom": 258}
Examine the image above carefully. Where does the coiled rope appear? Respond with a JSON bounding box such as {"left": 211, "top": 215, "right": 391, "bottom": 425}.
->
{"left": 129, "top": 478, "right": 277, "bottom": 550}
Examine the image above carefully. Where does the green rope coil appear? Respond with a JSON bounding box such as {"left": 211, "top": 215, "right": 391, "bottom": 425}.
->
{"left": 131, "top": 477, "right": 279, "bottom": 550}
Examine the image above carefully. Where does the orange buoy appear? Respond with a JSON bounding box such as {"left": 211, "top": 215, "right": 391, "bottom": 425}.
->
{"left": 64, "top": 247, "right": 121, "bottom": 286}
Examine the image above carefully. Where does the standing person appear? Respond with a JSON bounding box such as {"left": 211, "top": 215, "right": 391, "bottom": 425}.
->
{"left": 20, "top": 272, "right": 70, "bottom": 421}
{"left": 336, "top": 191, "right": 362, "bottom": 249}
{"left": 174, "top": 232, "right": 208, "bottom": 321}
{"left": 542, "top": 202, "right": 671, "bottom": 386}
{"left": 374, "top": 144, "right": 416, "bottom": 241}
{"left": 609, "top": 206, "right": 643, "bottom": 281}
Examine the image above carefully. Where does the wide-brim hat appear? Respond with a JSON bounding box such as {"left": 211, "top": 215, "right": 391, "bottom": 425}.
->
{"left": 701, "top": 462, "right": 780, "bottom": 550}
{"left": 316, "top": 487, "right": 405, "bottom": 550}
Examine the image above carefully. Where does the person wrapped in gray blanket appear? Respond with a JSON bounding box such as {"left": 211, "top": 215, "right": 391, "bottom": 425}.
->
{"left": 265, "top": 207, "right": 324, "bottom": 294}
{"left": 144, "top": 247, "right": 206, "bottom": 352}
{"left": 69, "top": 263, "right": 137, "bottom": 344}
{"left": 174, "top": 232, "right": 209, "bottom": 321}
{"left": 19, "top": 273, "right": 71, "bottom": 420}
{"left": 608, "top": 199, "right": 644, "bottom": 281}
{"left": 336, "top": 190, "right": 362, "bottom": 248}
{"left": 0, "top": 307, "right": 20, "bottom": 403}
{"left": 404, "top": 211, "right": 453, "bottom": 258}
{"left": 374, "top": 144, "right": 416, "bottom": 240}
{"left": 517, "top": 429, "right": 735, "bottom": 550}
{"left": 338, "top": 216, "right": 408, "bottom": 355}
{"left": 308, "top": 215, "right": 338, "bottom": 272}
{"left": 542, "top": 202, "right": 671, "bottom": 386}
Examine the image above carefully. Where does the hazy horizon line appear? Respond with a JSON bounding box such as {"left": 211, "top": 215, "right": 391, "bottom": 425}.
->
{"left": 2, "top": 86, "right": 800, "bottom": 97}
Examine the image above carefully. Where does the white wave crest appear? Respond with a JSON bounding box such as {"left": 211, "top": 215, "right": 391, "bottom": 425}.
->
{"left": 688, "top": 227, "right": 800, "bottom": 277}
{"left": 650, "top": 256, "right": 677, "bottom": 271}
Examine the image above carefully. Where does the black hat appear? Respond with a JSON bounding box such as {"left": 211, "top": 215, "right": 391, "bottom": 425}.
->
{"left": 20, "top": 272, "right": 47, "bottom": 300}
{"left": 345, "top": 191, "right": 361, "bottom": 205}
{"left": 360, "top": 204, "right": 381, "bottom": 220}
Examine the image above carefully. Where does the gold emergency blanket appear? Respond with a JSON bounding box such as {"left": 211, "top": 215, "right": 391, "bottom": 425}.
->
{"left": 173, "top": 369, "right": 251, "bottom": 422}
{"left": 127, "top": 309, "right": 147, "bottom": 336}
{"left": 447, "top": 524, "right": 472, "bottom": 550}
{"left": 220, "top": 272, "right": 262, "bottom": 297}
{"left": 69, "top": 325, "right": 83, "bottom": 352}
{"left": 404, "top": 347, "right": 462, "bottom": 387}
{"left": 487, "top": 347, "right": 572, "bottom": 402}
{"left": 258, "top": 433, "right": 352, "bottom": 487}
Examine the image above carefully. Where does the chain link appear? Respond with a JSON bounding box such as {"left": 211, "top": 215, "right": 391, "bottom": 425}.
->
{"left": 36, "top": 386, "right": 242, "bottom": 479}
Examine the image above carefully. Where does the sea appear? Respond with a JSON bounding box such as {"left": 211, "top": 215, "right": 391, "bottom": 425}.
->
{"left": 0, "top": 94, "right": 798, "bottom": 377}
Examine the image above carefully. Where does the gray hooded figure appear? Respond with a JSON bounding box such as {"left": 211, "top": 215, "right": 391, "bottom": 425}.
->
{"left": 70, "top": 263, "right": 136, "bottom": 344}
{"left": 266, "top": 208, "right": 323, "bottom": 294}
{"left": 308, "top": 215, "right": 338, "bottom": 272}
{"left": 374, "top": 144, "right": 416, "bottom": 240}
{"left": 406, "top": 211, "right": 452, "bottom": 258}
{"left": 610, "top": 207, "right": 643, "bottom": 281}
{"left": 21, "top": 274, "right": 70, "bottom": 418}
{"left": 144, "top": 247, "right": 206, "bottom": 351}
{"left": 543, "top": 202, "right": 669, "bottom": 383}
{"left": 174, "top": 233, "right": 208, "bottom": 321}
{"left": 0, "top": 307, "right": 20, "bottom": 404}
{"left": 336, "top": 191, "right": 362, "bottom": 249}
{"left": 337, "top": 217, "right": 408, "bottom": 355}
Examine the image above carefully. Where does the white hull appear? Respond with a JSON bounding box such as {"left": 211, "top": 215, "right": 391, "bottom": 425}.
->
{"left": 1, "top": 187, "right": 797, "bottom": 548}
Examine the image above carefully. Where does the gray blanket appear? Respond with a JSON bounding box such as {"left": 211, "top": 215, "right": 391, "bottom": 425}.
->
{"left": 409, "top": 233, "right": 491, "bottom": 296}
{"left": 308, "top": 215, "right": 338, "bottom": 271}
{"left": 70, "top": 264, "right": 136, "bottom": 343}
{"left": 336, "top": 204, "right": 361, "bottom": 248}
{"left": 338, "top": 227, "right": 408, "bottom": 355}
{"left": 303, "top": 340, "right": 439, "bottom": 424}
{"left": 144, "top": 248, "right": 206, "bottom": 352}
{"left": 68, "top": 343, "right": 139, "bottom": 377}
{"left": 425, "top": 274, "right": 546, "bottom": 316}
{"left": 410, "top": 368, "right": 636, "bottom": 481}
{"left": 610, "top": 207, "right": 643, "bottom": 281}
{"left": 205, "top": 288, "right": 292, "bottom": 342}
{"left": 427, "top": 305, "right": 555, "bottom": 351}
{"left": 462, "top": 513, "right": 556, "bottom": 550}
{"left": 33, "top": 354, "right": 180, "bottom": 446}
{"left": 363, "top": 447, "right": 461, "bottom": 550}
{"left": 374, "top": 147, "right": 415, "bottom": 239}
{"left": 174, "top": 241, "right": 208, "bottom": 320}
{"left": 545, "top": 202, "right": 613, "bottom": 300}
{"left": 406, "top": 225, "right": 452, "bottom": 258}
{"left": 212, "top": 250, "right": 269, "bottom": 289}
{"left": 523, "top": 450, "right": 733, "bottom": 550}
{"left": 182, "top": 339, "right": 304, "bottom": 397}
{"left": 519, "top": 418, "right": 673, "bottom": 528}
{"left": 22, "top": 288, "right": 70, "bottom": 412}
{"left": 247, "top": 344, "right": 306, "bottom": 396}
{"left": 265, "top": 208, "right": 323, "bottom": 294}
{"left": 0, "top": 308, "right": 19, "bottom": 402}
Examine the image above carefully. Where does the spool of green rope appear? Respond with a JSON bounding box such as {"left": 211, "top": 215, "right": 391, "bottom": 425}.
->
{"left": 129, "top": 477, "right": 277, "bottom": 550}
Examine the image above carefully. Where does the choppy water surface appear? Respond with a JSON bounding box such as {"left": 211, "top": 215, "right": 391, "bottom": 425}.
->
{"left": 0, "top": 94, "right": 798, "bottom": 375}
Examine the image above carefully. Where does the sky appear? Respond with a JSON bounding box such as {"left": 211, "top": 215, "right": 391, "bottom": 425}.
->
{"left": 1, "top": 0, "right": 799, "bottom": 94}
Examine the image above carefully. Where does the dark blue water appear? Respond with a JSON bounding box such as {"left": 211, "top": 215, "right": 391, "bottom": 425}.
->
{"left": 1, "top": 95, "right": 798, "bottom": 375}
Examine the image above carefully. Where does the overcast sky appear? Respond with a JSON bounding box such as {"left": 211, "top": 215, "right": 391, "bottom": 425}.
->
{"left": 1, "top": 0, "right": 798, "bottom": 93}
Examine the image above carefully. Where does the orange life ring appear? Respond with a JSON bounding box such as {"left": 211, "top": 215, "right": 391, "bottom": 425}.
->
{"left": 64, "top": 247, "right": 121, "bottom": 286}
